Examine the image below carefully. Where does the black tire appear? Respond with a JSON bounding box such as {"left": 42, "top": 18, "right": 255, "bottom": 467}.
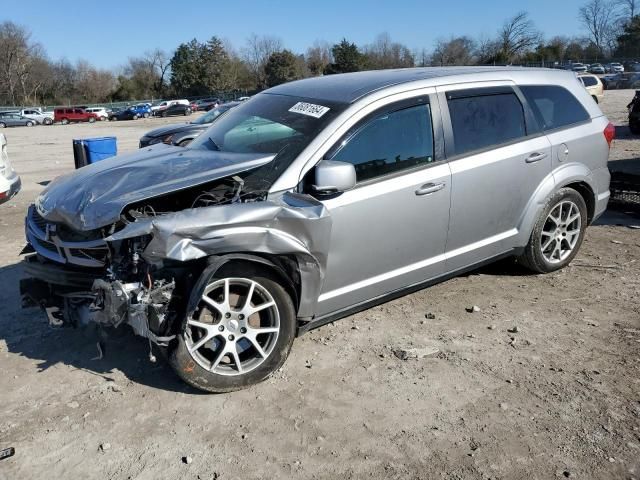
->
{"left": 516, "top": 188, "right": 588, "bottom": 273}
{"left": 169, "top": 263, "right": 296, "bottom": 393}
{"left": 161, "top": 112, "right": 167, "bottom": 118}
{"left": 43, "top": 118, "right": 52, "bottom": 125}
{"left": 61, "top": 118, "right": 69, "bottom": 125}
{"left": 26, "top": 121, "right": 34, "bottom": 127}
{"left": 143, "top": 112, "right": 150, "bottom": 118}
{"left": 0, "top": 122, "right": 5, "bottom": 128}
{"left": 89, "top": 117, "right": 96, "bottom": 123}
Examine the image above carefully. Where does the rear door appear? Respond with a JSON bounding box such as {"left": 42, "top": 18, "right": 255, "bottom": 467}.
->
{"left": 437, "top": 83, "right": 552, "bottom": 271}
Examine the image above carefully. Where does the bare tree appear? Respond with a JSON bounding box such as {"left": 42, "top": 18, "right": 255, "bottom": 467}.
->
{"left": 498, "top": 12, "right": 542, "bottom": 62}
{"left": 242, "top": 34, "right": 283, "bottom": 88}
{"left": 432, "top": 36, "right": 476, "bottom": 66}
{"left": 364, "top": 32, "right": 414, "bottom": 69}
{"left": 144, "top": 49, "right": 171, "bottom": 97}
{"left": 579, "top": 0, "right": 617, "bottom": 56}
{"left": 614, "top": 0, "right": 637, "bottom": 20}
{"left": 306, "top": 41, "right": 332, "bottom": 76}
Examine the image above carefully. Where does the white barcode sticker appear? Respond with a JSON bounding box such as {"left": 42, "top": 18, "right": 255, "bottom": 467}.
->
{"left": 288, "top": 102, "right": 330, "bottom": 118}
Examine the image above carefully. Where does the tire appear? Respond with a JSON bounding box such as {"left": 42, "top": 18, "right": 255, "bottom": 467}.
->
{"left": 143, "top": 112, "right": 149, "bottom": 118}
{"left": 26, "top": 121, "right": 34, "bottom": 127}
{"left": 110, "top": 116, "right": 117, "bottom": 122}
{"left": 516, "top": 188, "right": 588, "bottom": 273}
{"left": 133, "top": 114, "right": 139, "bottom": 120}
{"left": 88, "top": 117, "right": 96, "bottom": 123}
{"left": 0, "top": 122, "right": 5, "bottom": 128}
{"left": 161, "top": 112, "right": 167, "bottom": 118}
{"left": 169, "top": 264, "right": 296, "bottom": 393}
{"left": 61, "top": 118, "right": 69, "bottom": 125}
{"left": 43, "top": 118, "right": 52, "bottom": 125}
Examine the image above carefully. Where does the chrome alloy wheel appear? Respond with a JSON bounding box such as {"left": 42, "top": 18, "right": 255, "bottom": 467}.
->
{"left": 540, "top": 200, "right": 582, "bottom": 264}
{"left": 185, "top": 278, "right": 280, "bottom": 376}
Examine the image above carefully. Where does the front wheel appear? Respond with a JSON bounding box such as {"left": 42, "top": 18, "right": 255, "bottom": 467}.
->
{"left": 26, "top": 121, "right": 34, "bottom": 127}
{"left": 169, "top": 265, "right": 296, "bottom": 393}
{"left": 143, "top": 112, "right": 150, "bottom": 118}
{"left": 61, "top": 118, "right": 69, "bottom": 125}
{"left": 0, "top": 122, "right": 5, "bottom": 128}
{"left": 517, "top": 188, "right": 588, "bottom": 273}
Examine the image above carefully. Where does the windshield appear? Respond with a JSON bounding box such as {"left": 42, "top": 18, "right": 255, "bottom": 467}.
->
{"left": 189, "top": 93, "right": 346, "bottom": 185}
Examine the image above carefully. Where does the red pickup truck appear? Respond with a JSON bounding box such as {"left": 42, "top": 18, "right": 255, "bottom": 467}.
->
{"left": 54, "top": 108, "right": 99, "bottom": 124}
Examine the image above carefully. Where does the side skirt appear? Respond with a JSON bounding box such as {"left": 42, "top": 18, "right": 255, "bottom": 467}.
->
{"left": 296, "top": 248, "right": 522, "bottom": 336}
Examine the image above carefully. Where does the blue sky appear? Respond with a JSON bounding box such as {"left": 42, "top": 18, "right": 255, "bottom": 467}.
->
{"left": 4, "top": 0, "right": 587, "bottom": 69}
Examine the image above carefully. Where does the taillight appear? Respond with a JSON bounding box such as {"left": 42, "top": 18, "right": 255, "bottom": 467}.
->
{"left": 604, "top": 122, "right": 615, "bottom": 148}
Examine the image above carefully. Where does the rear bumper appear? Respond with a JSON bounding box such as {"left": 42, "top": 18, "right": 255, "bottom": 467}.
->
{"left": 0, "top": 174, "right": 20, "bottom": 205}
{"left": 592, "top": 166, "right": 611, "bottom": 222}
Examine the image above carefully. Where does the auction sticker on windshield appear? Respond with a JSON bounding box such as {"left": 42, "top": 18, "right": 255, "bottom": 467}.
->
{"left": 288, "top": 102, "right": 330, "bottom": 118}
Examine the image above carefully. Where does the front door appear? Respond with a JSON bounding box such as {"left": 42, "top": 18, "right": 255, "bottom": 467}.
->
{"left": 315, "top": 99, "right": 452, "bottom": 317}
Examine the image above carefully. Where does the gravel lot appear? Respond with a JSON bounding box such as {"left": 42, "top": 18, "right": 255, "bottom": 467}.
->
{"left": 0, "top": 91, "right": 639, "bottom": 480}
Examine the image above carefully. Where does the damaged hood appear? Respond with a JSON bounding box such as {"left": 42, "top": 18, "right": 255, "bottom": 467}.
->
{"left": 36, "top": 144, "right": 274, "bottom": 231}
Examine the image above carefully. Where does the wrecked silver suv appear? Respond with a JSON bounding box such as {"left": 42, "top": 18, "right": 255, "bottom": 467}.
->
{"left": 21, "top": 67, "right": 612, "bottom": 392}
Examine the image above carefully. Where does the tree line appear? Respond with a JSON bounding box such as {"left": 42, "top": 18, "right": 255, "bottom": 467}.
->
{"left": 0, "top": 0, "right": 638, "bottom": 107}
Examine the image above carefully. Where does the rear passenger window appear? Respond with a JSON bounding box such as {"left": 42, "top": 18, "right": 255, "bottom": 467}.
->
{"left": 520, "top": 85, "right": 590, "bottom": 131}
{"left": 447, "top": 92, "right": 526, "bottom": 156}
{"left": 581, "top": 76, "right": 598, "bottom": 87}
{"left": 330, "top": 104, "right": 435, "bottom": 182}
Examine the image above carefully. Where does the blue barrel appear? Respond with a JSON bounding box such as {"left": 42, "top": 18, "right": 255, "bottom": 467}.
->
{"left": 84, "top": 137, "right": 117, "bottom": 164}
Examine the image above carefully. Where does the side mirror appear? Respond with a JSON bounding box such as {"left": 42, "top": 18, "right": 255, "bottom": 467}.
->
{"left": 313, "top": 160, "right": 356, "bottom": 195}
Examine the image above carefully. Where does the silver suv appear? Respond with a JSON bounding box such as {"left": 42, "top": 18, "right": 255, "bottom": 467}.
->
{"left": 21, "top": 67, "right": 613, "bottom": 392}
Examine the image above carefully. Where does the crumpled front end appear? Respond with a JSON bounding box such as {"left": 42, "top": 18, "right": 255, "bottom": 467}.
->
{"left": 20, "top": 184, "right": 332, "bottom": 348}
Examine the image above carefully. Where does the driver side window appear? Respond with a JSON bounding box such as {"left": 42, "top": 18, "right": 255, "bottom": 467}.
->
{"left": 330, "top": 104, "right": 435, "bottom": 182}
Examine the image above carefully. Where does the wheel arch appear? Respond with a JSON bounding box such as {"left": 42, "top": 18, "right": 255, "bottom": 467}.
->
{"left": 517, "top": 163, "right": 597, "bottom": 245}
{"left": 186, "top": 253, "right": 301, "bottom": 321}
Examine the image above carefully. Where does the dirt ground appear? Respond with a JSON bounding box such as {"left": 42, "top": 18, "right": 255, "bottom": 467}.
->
{"left": 0, "top": 91, "right": 639, "bottom": 480}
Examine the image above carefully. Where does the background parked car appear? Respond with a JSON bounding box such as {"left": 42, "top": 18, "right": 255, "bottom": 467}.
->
{"left": 17, "top": 108, "right": 53, "bottom": 125}
{"left": 139, "top": 101, "right": 239, "bottom": 147}
{"left": 85, "top": 107, "right": 109, "bottom": 121}
{"left": 578, "top": 74, "right": 604, "bottom": 103}
{"left": 154, "top": 103, "right": 192, "bottom": 117}
{"left": 130, "top": 104, "right": 152, "bottom": 118}
{"left": 571, "top": 63, "right": 588, "bottom": 72}
{"left": 589, "top": 63, "right": 605, "bottom": 74}
{"left": 0, "top": 112, "right": 37, "bottom": 128}
{"left": 0, "top": 133, "right": 20, "bottom": 205}
{"left": 109, "top": 107, "right": 141, "bottom": 121}
{"left": 54, "top": 107, "right": 98, "bottom": 124}
{"left": 606, "top": 62, "right": 625, "bottom": 73}
{"left": 193, "top": 98, "right": 221, "bottom": 111}
{"left": 150, "top": 99, "right": 189, "bottom": 113}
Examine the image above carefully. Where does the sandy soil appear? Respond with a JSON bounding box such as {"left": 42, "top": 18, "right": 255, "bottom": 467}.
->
{"left": 0, "top": 92, "right": 639, "bottom": 480}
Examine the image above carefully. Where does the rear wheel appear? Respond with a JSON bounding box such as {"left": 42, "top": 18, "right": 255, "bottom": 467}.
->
{"left": 88, "top": 117, "right": 96, "bottom": 123}
{"left": 143, "top": 112, "right": 150, "bottom": 118}
{"left": 61, "top": 118, "right": 69, "bottom": 125}
{"left": 517, "top": 188, "right": 587, "bottom": 273}
{"left": 169, "top": 264, "right": 296, "bottom": 393}
{"left": 0, "top": 122, "right": 5, "bottom": 128}
{"left": 43, "top": 118, "right": 52, "bottom": 125}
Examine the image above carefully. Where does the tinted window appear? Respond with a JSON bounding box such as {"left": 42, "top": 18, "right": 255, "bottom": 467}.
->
{"left": 581, "top": 76, "right": 598, "bottom": 87}
{"left": 447, "top": 92, "right": 526, "bottom": 156}
{"left": 330, "top": 104, "right": 434, "bottom": 182}
{"left": 520, "top": 85, "right": 590, "bottom": 131}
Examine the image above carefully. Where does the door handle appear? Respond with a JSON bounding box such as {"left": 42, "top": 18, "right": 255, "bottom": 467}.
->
{"left": 415, "top": 182, "right": 445, "bottom": 196}
{"left": 525, "top": 152, "right": 548, "bottom": 163}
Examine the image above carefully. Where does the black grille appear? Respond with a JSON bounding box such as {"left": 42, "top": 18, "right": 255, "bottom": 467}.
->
{"left": 31, "top": 208, "right": 48, "bottom": 231}
{"left": 610, "top": 172, "right": 640, "bottom": 213}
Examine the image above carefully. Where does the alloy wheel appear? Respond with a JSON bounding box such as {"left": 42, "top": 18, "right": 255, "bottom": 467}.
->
{"left": 540, "top": 200, "right": 582, "bottom": 264}
{"left": 185, "top": 278, "right": 280, "bottom": 376}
